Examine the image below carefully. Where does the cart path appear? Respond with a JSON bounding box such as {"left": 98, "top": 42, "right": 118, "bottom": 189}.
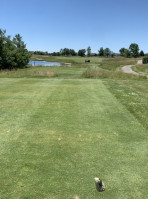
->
{"left": 122, "top": 60, "right": 142, "bottom": 75}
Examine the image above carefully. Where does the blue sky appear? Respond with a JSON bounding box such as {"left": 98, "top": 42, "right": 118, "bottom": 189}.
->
{"left": 1, "top": 0, "right": 148, "bottom": 53}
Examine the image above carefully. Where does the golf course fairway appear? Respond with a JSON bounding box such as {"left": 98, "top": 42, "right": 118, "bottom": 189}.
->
{"left": 0, "top": 78, "right": 147, "bottom": 199}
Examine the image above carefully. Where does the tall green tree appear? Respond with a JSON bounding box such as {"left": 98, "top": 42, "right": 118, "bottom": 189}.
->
{"left": 139, "top": 50, "right": 144, "bottom": 56}
{"left": 123, "top": 49, "right": 131, "bottom": 58}
{"left": 129, "top": 43, "right": 139, "bottom": 58}
{"left": 0, "top": 29, "right": 6, "bottom": 69}
{"left": 60, "top": 48, "right": 70, "bottom": 56}
{"left": 69, "top": 49, "right": 77, "bottom": 56}
{"left": 0, "top": 30, "right": 16, "bottom": 69}
{"left": 104, "top": 48, "right": 111, "bottom": 57}
{"left": 98, "top": 47, "right": 104, "bottom": 56}
{"left": 4, "top": 35, "right": 17, "bottom": 69}
{"left": 60, "top": 48, "right": 76, "bottom": 56}
{"left": 13, "top": 34, "right": 31, "bottom": 68}
{"left": 34, "top": 51, "right": 46, "bottom": 55}
{"left": 78, "top": 49, "right": 86, "bottom": 57}
{"left": 0, "top": 29, "right": 31, "bottom": 70}
{"left": 119, "top": 48, "right": 126, "bottom": 56}
{"left": 111, "top": 51, "right": 115, "bottom": 57}
{"left": 87, "top": 46, "right": 91, "bottom": 56}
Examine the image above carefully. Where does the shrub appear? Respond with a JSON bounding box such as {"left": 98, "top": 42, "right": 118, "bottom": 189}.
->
{"left": 143, "top": 57, "right": 148, "bottom": 64}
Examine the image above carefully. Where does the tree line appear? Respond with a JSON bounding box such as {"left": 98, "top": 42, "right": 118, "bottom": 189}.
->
{"left": 0, "top": 29, "right": 31, "bottom": 70}
{"left": 119, "top": 43, "right": 144, "bottom": 58}
{"left": 34, "top": 44, "right": 145, "bottom": 58}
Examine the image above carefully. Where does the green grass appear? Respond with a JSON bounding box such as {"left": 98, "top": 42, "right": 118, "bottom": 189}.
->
{"left": 103, "top": 79, "right": 148, "bottom": 130}
{"left": 82, "top": 66, "right": 146, "bottom": 80}
{"left": 0, "top": 55, "right": 140, "bottom": 80}
{"left": 0, "top": 56, "right": 148, "bottom": 198}
{"left": 81, "top": 58, "right": 147, "bottom": 80}
{"left": 30, "top": 55, "right": 105, "bottom": 64}
{"left": 99, "top": 60, "right": 137, "bottom": 71}
{"left": 0, "top": 66, "right": 86, "bottom": 79}
{"left": 0, "top": 78, "right": 147, "bottom": 199}
{"left": 133, "top": 64, "right": 148, "bottom": 76}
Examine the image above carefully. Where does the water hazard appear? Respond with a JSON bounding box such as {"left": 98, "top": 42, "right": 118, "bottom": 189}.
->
{"left": 28, "top": 60, "right": 62, "bottom": 67}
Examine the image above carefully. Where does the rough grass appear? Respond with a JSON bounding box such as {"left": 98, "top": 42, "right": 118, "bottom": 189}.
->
{"left": 0, "top": 78, "right": 147, "bottom": 199}
{"left": 0, "top": 66, "right": 86, "bottom": 79}
{"left": 133, "top": 64, "right": 148, "bottom": 76}
{"left": 81, "top": 58, "right": 146, "bottom": 80}
{"left": 81, "top": 58, "right": 147, "bottom": 80}
{"left": 99, "top": 60, "right": 137, "bottom": 71}
{"left": 82, "top": 67, "right": 146, "bottom": 80}
{"left": 0, "top": 69, "right": 57, "bottom": 78}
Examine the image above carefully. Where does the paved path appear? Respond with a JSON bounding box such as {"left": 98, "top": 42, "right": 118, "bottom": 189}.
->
{"left": 137, "top": 60, "right": 143, "bottom": 65}
{"left": 122, "top": 60, "right": 142, "bottom": 76}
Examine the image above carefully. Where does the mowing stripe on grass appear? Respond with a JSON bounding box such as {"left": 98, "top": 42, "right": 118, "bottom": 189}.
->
{"left": 0, "top": 78, "right": 147, "bottom": 199}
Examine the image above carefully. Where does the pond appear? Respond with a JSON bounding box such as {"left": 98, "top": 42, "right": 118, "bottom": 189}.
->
{"left": 28, "top": 60, "right": 62, "bottom": 67}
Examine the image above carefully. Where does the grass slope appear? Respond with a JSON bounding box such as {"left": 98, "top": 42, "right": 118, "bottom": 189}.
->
{"left": 0, "top": 78, "right": 147, "bottom": 199}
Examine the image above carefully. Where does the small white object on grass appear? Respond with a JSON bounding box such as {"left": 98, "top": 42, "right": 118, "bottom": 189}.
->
{"left": 74, "top": 194, "right": 79, "bottom": 199}
{"left": 94, "top": 177, "right": 105, "bottom": 192}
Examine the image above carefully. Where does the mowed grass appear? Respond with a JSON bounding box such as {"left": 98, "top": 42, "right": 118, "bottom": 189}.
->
{"left": 0, "top": 78, "right": 147, "bottom": 199}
